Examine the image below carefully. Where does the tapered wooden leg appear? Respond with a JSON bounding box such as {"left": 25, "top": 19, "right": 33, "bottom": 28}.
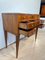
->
{"left": 16, "top": 35, "right": 20, "bottom": 58}
{"left": 4, "top": 30, "right": 7, "bottom": 48}
{"left": 35, "top": 27, "right": 38, "bottom": 41}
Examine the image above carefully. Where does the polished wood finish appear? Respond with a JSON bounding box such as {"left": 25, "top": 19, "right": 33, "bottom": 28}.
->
{"left": 40, "top": 2, "right": 45, "bottom": 17}
{"left": 41, "top": 5, "right": 45, "bottom": 17}
{"left": 19, "top": 20, "right": 40, "bottom": 37}
{"left": 2, "top": 13, "right": 40, "bottom": 58}
{"left": 2, "top": 14, "right": 19, "bottom": 35}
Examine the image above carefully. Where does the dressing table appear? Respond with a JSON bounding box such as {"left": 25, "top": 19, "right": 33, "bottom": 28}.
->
{"left": 2, "top": 13, "right": 41, "bottom": 58}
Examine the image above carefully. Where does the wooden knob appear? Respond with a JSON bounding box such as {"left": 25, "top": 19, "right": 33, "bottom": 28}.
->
{"left": 32, "top": 24, "right": 34, "bottom": 27}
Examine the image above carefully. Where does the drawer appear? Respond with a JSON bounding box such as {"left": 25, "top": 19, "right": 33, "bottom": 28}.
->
{"left": 19, "top": 20, "right": 40, "bottom": 30}
{"left": 19, "top": 29, "right": 35, "bottom": 36}
{"left": 19, "top": 22, "right": 35, "bottom": 30}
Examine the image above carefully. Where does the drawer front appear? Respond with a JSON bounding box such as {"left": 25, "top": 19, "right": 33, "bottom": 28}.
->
{"left": 18, "top": 14, "right": 40, "bottom": 22}
{"left": 19, "top": 22, "right": 36, "bottom": 29}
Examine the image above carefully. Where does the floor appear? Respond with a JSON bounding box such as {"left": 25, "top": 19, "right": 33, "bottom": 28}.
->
{"left": 0, "top": 28, "right": 45, "bottom": 60}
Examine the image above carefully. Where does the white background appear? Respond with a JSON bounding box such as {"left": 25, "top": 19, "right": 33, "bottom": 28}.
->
{"left": 0, "top": 0, "right": 41, "bottom": 49}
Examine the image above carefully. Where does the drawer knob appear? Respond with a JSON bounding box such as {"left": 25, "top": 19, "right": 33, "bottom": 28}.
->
{"left": 32, "top": 24, "right": 34, "bottom": 27}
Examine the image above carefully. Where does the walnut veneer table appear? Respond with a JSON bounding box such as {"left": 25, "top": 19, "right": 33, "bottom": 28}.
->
{"left": 2, "top": 13, "right": 41, "bottom": 58}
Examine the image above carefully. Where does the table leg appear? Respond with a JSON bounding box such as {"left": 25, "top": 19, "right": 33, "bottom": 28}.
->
{"left": 4, "top": 30, "right": 7, "bottom": 48}
{"left": 16, "top": 35, "right": 20, "bottom": 58}
{"left": 35, "top": 27, "right": 38, "bottom": 41}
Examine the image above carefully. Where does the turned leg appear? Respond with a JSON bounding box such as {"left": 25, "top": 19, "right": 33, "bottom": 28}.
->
{"left": 4, "top": 30, "right": 7, "bottom": 48}
{"left": 35, "top": 27, "right": 38, "bottom": 41}
{"left": 16, "top": 35, "right": 20, "bottom": 58}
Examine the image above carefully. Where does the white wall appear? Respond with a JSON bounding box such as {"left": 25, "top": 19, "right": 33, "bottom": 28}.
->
{"left": 0, "top": 0, "right": 41, "bottom": 14}
{"left": 0, "top": 0, "right": 41, "bottom": 49}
